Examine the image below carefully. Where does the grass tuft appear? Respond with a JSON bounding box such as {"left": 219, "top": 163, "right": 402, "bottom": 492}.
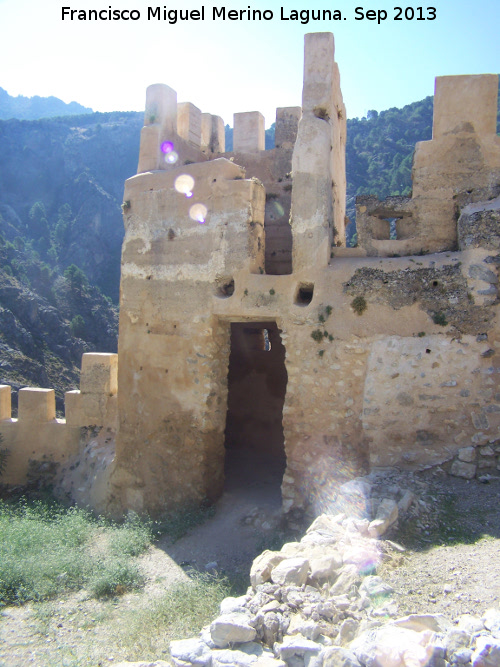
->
{"left": 0, "top": 499, "right": 152, "bottom": 605}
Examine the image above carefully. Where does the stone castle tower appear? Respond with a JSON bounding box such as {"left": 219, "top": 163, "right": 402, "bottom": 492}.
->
{"left": 1, "top": 33, "right": 500, "bottom": 521}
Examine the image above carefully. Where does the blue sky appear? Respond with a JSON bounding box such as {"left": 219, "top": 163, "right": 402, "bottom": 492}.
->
{"left": 0, "top": 0, "right": 498, "bottom": 125}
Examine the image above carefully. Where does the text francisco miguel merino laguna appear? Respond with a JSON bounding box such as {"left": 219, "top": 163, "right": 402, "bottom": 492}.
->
{"left": 62, "top": 6, "right": 353, "bottom": 23}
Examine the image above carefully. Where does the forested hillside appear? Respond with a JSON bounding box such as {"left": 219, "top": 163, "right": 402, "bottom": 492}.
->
{"left": 0, "top": 111, "right": 142, "bottom": 301}
{"left": 0, "top": 111, "right": 141, "bottom": 408}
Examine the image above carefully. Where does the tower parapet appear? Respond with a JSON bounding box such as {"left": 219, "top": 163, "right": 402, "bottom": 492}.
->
{"left": 177, "top": 102, "right": 202, "bottom": 148}
{"left": 275, "top": 107, "right": 301, "bottom": 149}
{"left": 201, "top": 113, "right": 225, "bottom": 153}
{"left": 290, "top": 32, "right": 347, "bottom": 272}
{"left": 233, "top": 111, "right": 265, "bottom": 153}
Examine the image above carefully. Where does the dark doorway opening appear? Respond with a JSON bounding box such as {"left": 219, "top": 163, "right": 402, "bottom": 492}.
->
{"left": 224, "top": 322, "right": 287, "bottom": 502}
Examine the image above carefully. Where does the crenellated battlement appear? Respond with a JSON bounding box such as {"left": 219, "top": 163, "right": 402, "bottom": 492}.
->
{"left": 0, "top": 354, "right": 118, "bottom": 486}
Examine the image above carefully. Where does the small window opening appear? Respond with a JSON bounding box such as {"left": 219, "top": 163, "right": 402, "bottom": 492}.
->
{"left": 263, "top": 328, "right": 271, "bottom": 352}
{"left": 374, "top": 216, "right": 405, "bottom": 240}
{"left": 295, "top": 282, "right": 314, "bottom": 306}
{"left": 215, "top": 278, "right": 235, "bottom": 298}
{"left": 378, "top": 218, "right": 399, "bottom": 240}
{"left": 241, "top": 327, "right": 272, "bottom": 352}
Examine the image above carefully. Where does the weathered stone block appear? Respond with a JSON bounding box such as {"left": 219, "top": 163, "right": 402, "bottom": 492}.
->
{"left": 275, "top": 107, "right": 301, "bottom": 149}
{"left": 250, "top": 551, "right": 285, "bottom": 588}
{"left": 433, "top": 74, "right": 499, "bottom": 138}
{"left": 210, "top": 613, "right": 256, "bottom": 648}
{"left": 322, "top": 647, "right": 362, "bottom": 667}
{"left": 309, "top": 554, "right": 342, "bottom": 584}
{"left": 359, "top": 575, "right": 394, "bottom": 598}
{"left": 471, "top": 635, "right": 500, "bottom": 667}
{"left": 170, "top": 637, "right": 212, "bottom": 666}
{"left": 80, "top": 353, "right": 118, "bottom": 396}
{"left": 368, "top": 498, "right": 398, "bottom": 538}
{"left": 178, "top": 102, "right": 202, "bottom": 148}
{"left": 330, "top": 564, "right": 360, "bottom": 596}
{"left": 450, "top": 460, "right": 477, "bottom": 479}
{"left": 279, "top": 635, "right": 322, "bottom": 661}
{"left": 0, "top": 385, "right": 11, "bottom": 420}
{"left": 18, "top": 388, "right": 55, "bottom": 422}
{"left": 64, "top": 390, "right": 82, "bottom": 426}
{"left": 458, "top": 446, "right": 476, "bottom": 462}
{"left": 201, "top": 113, "right": 225, "bottom": 153}
{"left": 270, "top": 557, "right": 309, "bottom": 586}
{"left": 234, "top": 111, "right": 265, "bottom": 153}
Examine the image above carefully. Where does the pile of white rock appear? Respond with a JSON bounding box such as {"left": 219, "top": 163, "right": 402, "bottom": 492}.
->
{"left": 169, "top": 509, "right": 500, "bottom": 667}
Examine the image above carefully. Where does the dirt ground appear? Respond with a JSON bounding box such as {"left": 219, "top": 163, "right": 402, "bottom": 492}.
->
{"left": 1, "top": 458, "right": 500, "bottom": 666}
{"left": 379, "top": 470, "right": 500, "bottom": 620}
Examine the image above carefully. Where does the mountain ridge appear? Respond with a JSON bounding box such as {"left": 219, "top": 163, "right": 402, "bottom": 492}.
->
{"left": 0, "top": 87, "right": 93, "bottom": 121}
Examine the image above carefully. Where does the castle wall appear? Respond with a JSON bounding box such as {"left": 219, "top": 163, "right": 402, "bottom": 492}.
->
{"left": 357, "top": 74, "right": 500, "bottom": 257}
{"left": 0, "top": 353, "right": 118, "bottom": 486}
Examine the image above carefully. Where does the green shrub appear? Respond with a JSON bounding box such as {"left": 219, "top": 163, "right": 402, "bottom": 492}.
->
{"left": 351, "top": 295, "right": 367, "bottom": 315}
{"left": 109, "top": 513, "right": 153, "bottom": 557}
{"left": 432, "top": 311, "right": 448, "bottom": 326}
{"left": 88, "top": 558, "right": 143, "bottom": 598}
{"left": 311, "top": 329, "right": 324, "bottom": 343}
{"left": 70, "top": 314, "right": 86, "bottom": 337}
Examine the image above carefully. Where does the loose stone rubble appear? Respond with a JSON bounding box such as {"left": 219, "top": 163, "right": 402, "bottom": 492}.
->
{"left": 168, "top": 476, "right": 500, "bottom": 667}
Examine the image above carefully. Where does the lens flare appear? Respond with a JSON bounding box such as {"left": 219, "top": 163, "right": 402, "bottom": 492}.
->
{"left": 273, "top": 201, "right": 285, "bottom": 217}
{"left": 189, "top": 203, "right": 208, "bottom": 224}
{"left": 175, "top": 174, "right": 195, "bottom": 198}
{"left": 161, "top": 141, "right": 174, "bottom": 154}
{"left": 165, "top": 151, "right": 178, "bottom": 164}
